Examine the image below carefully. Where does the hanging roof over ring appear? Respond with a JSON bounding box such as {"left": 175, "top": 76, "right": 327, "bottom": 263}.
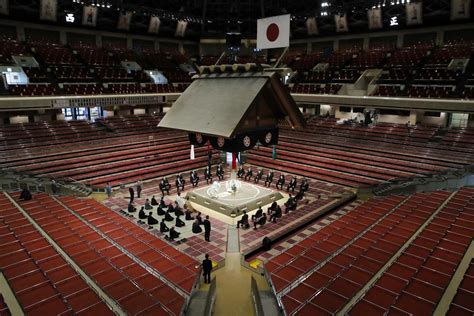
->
{"left": 158, "top": 69, "right": 306, "bottom": 139}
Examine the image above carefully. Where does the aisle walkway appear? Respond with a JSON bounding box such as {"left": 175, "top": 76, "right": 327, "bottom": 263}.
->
{"left": 212, "top": 252, "right": 270, "bottom": 316}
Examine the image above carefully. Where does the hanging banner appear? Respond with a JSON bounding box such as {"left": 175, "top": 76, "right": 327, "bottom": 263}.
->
{"left": 117, "top": 11, "right": 133, "bottom": 31}
{"left": 175, "top": 20, "right": 188, "bottom": 37}
{"left": 148, "top": 16, "right": 161, "bottom": 34}
{"left": 40, "top": 0, "right": 57, "bottom": 21}
{"left": 334, "top": 14, "right": 349, "bottom": 32}
{"left": 368, "top": 8, "right": 383, "bottom": 29}
{"left": 306, "top": 16, "right": 318, "bottom": 35}
{"left": 451, "top": 0, "right": 471, "bottom": 20}
{"left": 82, "top": 6, "right": 98, "bottom": 26}
{"left": 406, "top": 2, "right": 423, "bottom": 26}
{"left": 0, "top": 0, "right": 9, "bottom": 15}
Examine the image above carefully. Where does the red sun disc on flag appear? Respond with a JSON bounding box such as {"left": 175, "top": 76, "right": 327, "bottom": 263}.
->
{"left": 266, "top": 23, "right": 279, "bottom": 42}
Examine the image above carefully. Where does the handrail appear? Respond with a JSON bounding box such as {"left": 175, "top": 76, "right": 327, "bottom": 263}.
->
{"left": 251, "top": 276, "right": 265, "bottom": 316}
{"left": 203, "top": 277, "right": 217, "bottom": 316}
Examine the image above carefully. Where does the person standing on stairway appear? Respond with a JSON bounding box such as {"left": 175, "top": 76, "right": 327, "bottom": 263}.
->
{"left": 202, "top": 254, "right": 213, "bottom": 284}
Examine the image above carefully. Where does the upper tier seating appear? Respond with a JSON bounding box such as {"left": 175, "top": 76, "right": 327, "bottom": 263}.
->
{"left": 63, "top": 83, "right": 104, "bottom": 95}
{"left": 34, "top": 44, "right": 80, "bottom": 65}
{"left": 8, "top": 84, "right": 58, "bottom": 96}
{"left": 0, "top": 39, "right": 28, "bottom": 65}
{"left": 76, "top": 47, "right": 118, "bottom": 66}
{"left": 52, "top": 66, "right": 94, "bottom": 82}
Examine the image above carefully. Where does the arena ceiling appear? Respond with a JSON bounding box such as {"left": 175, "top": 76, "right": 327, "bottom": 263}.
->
{"left": 3, "top": 0, "right": 472, "bottom": 40}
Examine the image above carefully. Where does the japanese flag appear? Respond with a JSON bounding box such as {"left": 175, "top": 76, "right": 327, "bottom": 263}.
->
{"left": 257, "top": 14, "right": 290, "bottom": 50}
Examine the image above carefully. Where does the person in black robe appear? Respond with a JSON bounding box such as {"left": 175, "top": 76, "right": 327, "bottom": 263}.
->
{"left": 284, "top": 195, "right": 297, "bottom": 213}
{"left": 175, "top": 174, "right": 185, "bottom": 192}
{"left": 128, "top": 202, "right": 137, "bottom": 213}
{"left": 138, "top": 207, "right": 147, "bottom": 219}
{"left": 144, "top": 199, "right": 153, "bottom": 210}
{"left": 167, "top": 204, "right": 176, "bottom": 214}
{"left": 287, "top": 176, "right": 297, "bottom": 193}
{"left": 216, "top": 164, "right": 224, "bottom": 181}
{"left": 251, "top": 207, "right": 263, "bottom": 221}
{"left": 151, "top": 195, "right": 158, "bottom": 206}
{"left": 202, "top": 254, "right": 213, "bottom": 284}
{"left": 204, "top": 166, "right": 212, "bottom": 184}
{"left": 196, "top": 212, "right": 203, "bottom": 225}
{"left": 236, "top": 211, "right": 249, "bottom": 229}
{"left": 159, "top": 196, "right": 167, "bottom": 208}
{"left": 300, "top": 178, "right": 309, "bottom": 193}
{"left": 267, "top": 202, "right": 277, "bottom": 215}
{"left": 169, "top": 227, "right": 180, "bottom": 241}
{"left": 129, "top": 187, "right": 134, "bottom": 202}
{"left": 253, "top": 213, "right": 267, "bottom": 229}
{"left": 160, "top": 220, "right": 169, "bottom": 233}
{"left": 174, "top": 206, "right": 184, "bottom": 217}
{"left": 264, "top": 171, "right": 274, "bottom": 187}
{"left": 244, "top": 168, "right": 253, "bottom": 181}
{"left": 295, "top": 190, "right": 304, "bottom": 201}
{"left": 276, "top": 174, "right": 285, "bottom": 190}
{"left": 190, "top": 170, "right": 199, "bottom": 187}
{"left": 185, "top": 208, "right": 194, "bottom": 221}
{"left": 147, "top": 212, "right": 158, "bottom": 225}
{"left": 176, "top": 215, "right": 185, "bottom": 227}
{"left": 159, "top": 177, "right": 171, "bottom": 195}
{"left": 237, "top": 166, "right": 245, "bottom": 178}
{"left": 19, "top": 188, "right": 32, "bottom": 201}
{"left": 157, "top": 206, "right": 166, "bottom": 216}
{"left": 269, "top": 205, "right": 282, "bottom": 223}
{"left": 254, "top": 169, "right": 263, "bottom": 184}
{"left": 192, "top": 218, "right": 203, "bottom": 233}
{"left": 203, "top": 215, "right": 211, "bottom": 242}
{"left": 164, "top": 209, "right": 174, "bottom": 222}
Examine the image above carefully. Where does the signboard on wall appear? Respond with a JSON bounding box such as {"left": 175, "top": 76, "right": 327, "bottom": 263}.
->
{"left": 0, "top": 0, "right": 9, "bottom": 15}
{"left": 40, "top": 0, "right": 57, "bottom": 21}
{"left": 82, "top": 6, "right": 98, "bottom": 26}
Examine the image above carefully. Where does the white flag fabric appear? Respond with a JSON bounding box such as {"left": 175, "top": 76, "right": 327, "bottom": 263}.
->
{"left": 306, "top": 17, "right": 318, "bottom": 35}
{"left": 117, "top": 11, "right": 132, "bottom": 30}
{"left": 257, "top": 14, "right": 290, "bottom": 50}
{"left": 0, "top": 0, "right": 8, "bottom": 15}
{"left": 148, "top": 16, "right": 161, "bottom": 34}
{"left": 82, "top": 6, "right": 98, "bottom": 26}
{"left": 406, "top": 2, "right": 423, "bottom": 25}
{"left": 334, "top": 14, "right": 349, "bottom": 32}
{"left": 451, "top": 0, "right": 471, "bottom": 20}
{"left": 190, "top": 145, "right": 195, "bottom": 160}
{"left": 40, "top": 0, "right": 57, "bottom": 21}
{"left": 368, "top": 8, "right": 383, "bottom": 29}
{"left": 175, "top": 20, "right": 188, "bottom": 37}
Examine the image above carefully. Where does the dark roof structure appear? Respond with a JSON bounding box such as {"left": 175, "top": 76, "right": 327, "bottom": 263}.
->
{"left": 158, "top": 69, "right": 306, "bottom": 139}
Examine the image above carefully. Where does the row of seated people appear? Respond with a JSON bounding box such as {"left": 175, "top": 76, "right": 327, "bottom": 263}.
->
{"left": 156, "top": 165, "right": 225, "bottom": 196}
{"left": 236, "top": 193, "right": 300, "bottom": 230}
{"left": 126, "top": 194, "right": 211, "bottom": 242}
{"left": 237, "top": 166, "right": 309, "bottom": 193}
